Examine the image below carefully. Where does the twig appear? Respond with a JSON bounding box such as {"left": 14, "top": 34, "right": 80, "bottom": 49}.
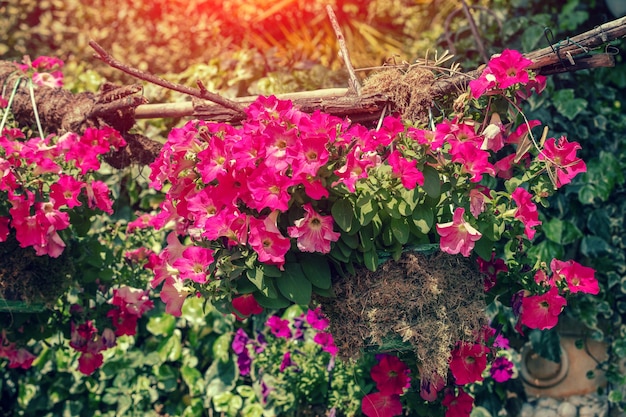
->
{"left": 89, "top": 40, "right": 245, "bottom": 114}
{"left": 326, "top": 6, "right": 361, "bottom": 96}
{"left": 460, "top": 0, "right": 489, "bottom": 64}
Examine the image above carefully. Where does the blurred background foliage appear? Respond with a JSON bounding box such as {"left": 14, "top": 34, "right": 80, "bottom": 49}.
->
{"left": 1, "top": 0, "right": 626, "bottom": 415}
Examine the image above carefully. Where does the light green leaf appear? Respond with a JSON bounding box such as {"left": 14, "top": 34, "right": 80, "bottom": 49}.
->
{"left": 390, "top": 217, "right": 410, "bottom": 244}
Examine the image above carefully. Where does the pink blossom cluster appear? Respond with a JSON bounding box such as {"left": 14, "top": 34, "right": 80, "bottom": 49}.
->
{"left": 231, "top": 306, "right": 337, "bottom": 379}
{"left": 0, "top": 126, "right": 124, "bottom": 257}
{"left": 361, "top": 355, "right": 411, "bottom": 417}
{"left": 69, "top": 286, "right": 154, "bottom": 375}
{"left": 520, "top": 258, "right": 598, "bottom": 330}
{"left": 15, "top": 55, "right": 64, "bottom": 89}
{"left": 0, "top": 330, "right": 36, "bottom": 369}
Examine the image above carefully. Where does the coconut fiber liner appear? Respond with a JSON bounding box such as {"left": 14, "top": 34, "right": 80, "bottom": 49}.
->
{"left": 320, "top": 251, "right": 487, "bottom": 381}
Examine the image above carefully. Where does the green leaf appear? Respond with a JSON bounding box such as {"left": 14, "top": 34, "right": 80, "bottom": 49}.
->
{"left": 253, "top": 291, "right": 290, "bottom": 309}
{"left": 390, "top": 217, "right": 410, "bottom": 244}
{"left": 299, "top": 254, "right": 332, "bottom": 289}
{"left": 412, "top": 205, "right": 434, "bottom": 234}
{"left": 181, "top": 365, "right": 204, "bottom": 397}
{"left": 157, "top": 330, "right": 182, "bottom": 362}
{"left": 543, "top": 218, "right": 582, "bottom": 245}
{"left": 331, "top": 198, "right": 355, "bottom": 233}
{"left": 422, "top": 165, "right": 441, "bottom": 199}
{"left": 474, "top": 237, "right": 494, "bottom": 261}
{"left": 246, "top": 268, "right": 277, "bottom": 298}
{"left": 205, "top": 359, "right": 238, "bottom": 402}
{"left": 212, "top": 333, "right": 232, "bottom": 363}
{"left": 553, "top": 89, "right": 587, "bottom": 121}
{"left": 581, "top": 236, "right": 613, "bottom": 257}
{"left": 359, "top": 224, "right": 375, "bottom": 252}
{"left": 154, "top": 364, "right": 178, "bottom": 392}
{"left": 356, "top": 194, "right": 378, "bottom": 226}
{"left": 276, "top": 263, "right": 312, "bottom": 305}
{"left": 529, "top": 328, "right": 562, "bottom": 363}
{"left": 363, "top": 249, "right": 379, "bottom": 271}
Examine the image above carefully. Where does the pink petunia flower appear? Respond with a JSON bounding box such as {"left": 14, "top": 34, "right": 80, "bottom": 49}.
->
{"left": 172, "top": 246, "right": 215, "bottom": 284}
{"left": 313, "top": 332, "right": 338, "bottom": 356}
{"left": 550, "top": 259, "right": 599, "bottom": 295}
{"left": 248, "top": 211, "right": 291, "bottom": 269}
{"left": 387, "top": 150, "right": 424, "bottom": 189}
{"left": 159, "top": 276, "right": 191, "bottom": 317}
{"left": 287, "top": 204, "right": 340, "bottom": 254}
{"left": 520, "top": 286, "right": 567, "bottom": 330}
{"left": 232, "top": 294, "right": 264, "bottom": 320}
{"left": 361, "top": 392, "right": 403, "bottom": 417}
{"left": 266, "top": 316, "right": 292, "bottom": 338}
{"left": 539, "top": 136, "right": 587, "bottom": 188}
{"left": 442, "top": 388, "right": 474, "bottom": 417}
{"left": 370, "top": 355, "right": 411, "bottom": 395}
{"left": 305, "top": 306, "right": 330, "bottom": 331}
{"left": 490, "top": 356, "right": 514, "bottom": 382}
{"left": 511, "top": 188, "right": 541, "bottom": 240}
{"left": 436, "top": 207, "right": 482, "bottom": 257}
{"left": 50, "top": 174, "right": 84, "bottom": 209}
{"left": 449, "top": 342, "right": 489, "bottom": 385}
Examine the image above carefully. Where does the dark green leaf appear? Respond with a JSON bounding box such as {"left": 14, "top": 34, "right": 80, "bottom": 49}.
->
{"left": 422, "top": 165, "right": 441, "bottom": 199}
{"left": 390, "top": 217, "right": 410, "bottom": 244}
{"left": 331, "top": 198, "right": 355, "bottom": 233}
{"left": 299, "top": 254, "right": 332, "bottom": 289}
{"left": 276, "top": 263, "right": 312, "bottom": 305}
{"left": 529, "top": 329, "right": 561, "bottom": 363}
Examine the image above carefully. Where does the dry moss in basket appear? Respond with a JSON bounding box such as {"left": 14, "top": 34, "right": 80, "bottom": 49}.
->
{"left": 361, "top": 66, "right": 435, "bottom": 123}
{"left": 0, "top": 233, "right": 74, "bottom": 306}
{"left": 320, "top": 251, "right": 487, "bottom": 382}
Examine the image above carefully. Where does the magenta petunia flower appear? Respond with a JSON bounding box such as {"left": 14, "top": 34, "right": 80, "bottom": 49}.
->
{"left": 370, "top": 355, "right": 411, "bottom": 395}
{"left": 387, "top": 150, "right": 424, "bottom": 189}
{"left": 511, "top": 187, "right": 541, "bottom": 240}
{"left": 173, "top": 246, "right": 215, "bottom": 284}
{"left": 520, "top": 286, "right": 567, "bottom": 330}
{"left": 266, "top": 316, "right": 292, "bottom": 339}
{"left": 248, "top": 211, "right": 291, "bottom": 269}
{"left": 490, "top": 356, "right": 514, "bottom": 382}
{"left": 436, "top": 207, "right": 482, "bottom": 257}
{"left": 550, "top": 259, "right": 599, "bottom": 295}
{"left": 361, "top": 392, "right": 403, "bottom": 417}
{"left": 287, "top": 204, "right": 340, "bottom": 254}
{"left": 442, "top": 388, "right": 474, "bottom": 417}
{"left": 232, "top": 293, "right": 264, "bottom": 320}
{"left": 449, "top": 342, "right": 489, "bottom": 385}
{"left": 539, "top": 136, "right": 587, "bottom": 188}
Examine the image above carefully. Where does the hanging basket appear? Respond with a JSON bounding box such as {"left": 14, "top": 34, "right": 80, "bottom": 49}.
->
{"left": 0, "top": 234, "right": 74, "bottom": 311}
{"left": 318, "top": 248, "right": 488, "bottom": 380}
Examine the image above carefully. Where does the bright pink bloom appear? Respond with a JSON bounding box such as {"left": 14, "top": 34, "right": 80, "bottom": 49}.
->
{"left": 32, "top": 71, "right": 63, "bottom": 88}
{"left": 370, "top": 355, "right": 411, "bottom": 395}
{"left": 107, "top": 308, "right": 139, "bottom": 337}
{"left": 6, "top": 348, "right": 36, "bottom": 369}
{"left": 196, "top": 134, "right": 229, "bottom": 184}
{"left": 539, "top": 136, "right": 587, "bottom": 187}
{"left": 550, "top": 259, "right": 599, "bottom": 295}
{"left": 469, "top": 187, "right": 490, "bottom": 218}
{"left": 279, "top": 351, "right": 293, "bottom": 372}
{"left": 436, "top": 207, "right": 482, "bottom": 257}
{"left": 407, "top": 127, "right": 444, "bottom": 151}
{"left": 450, "top": 142, "right": 495, "bottom": 182}
{"left": 333, "top": 148, "right": 377, "bottom": 192}
{"left": 266, "top": 316, "right": 292, "bottom": 338}
{"left": 85, "top": 181, "right": 114, "bottom": 214}
{"left": 173, "top": 246, "right": 215, "bottom": 283}
{"left": 449, "top": 342, "right": 489, "bottom": 385}
{"left": 511, "top": 188, "right": 541, "bottom": 240}
{"left": 50, "top": 175, "right": 84, "bottom": 209}
{"left": 291, "top": 133, "right": 330, "bottom": 177}
{"left": 248, "top": 211, "right": 291, "bottom": 268}
{"left": 232, "top": 294, "right": 264, "bottom": 320}
{"left": 490, "top": 356, "right": 514, "bottom": 382}
{"left": 305, "top": 306, "right": 330, "bottom": 330}
{"left": 313, "top": 332, "right": 338, "bottom": 356}
{"left": 160, "top": 276, "right": 191, "bottom": 317}
{"left": 521, "top": 286, "right": 567, "bottom": 330}
{"left": 477, "top": 253, "right": 508, "bottom": 291}
{"left": 287, "top": 204, "right": 340, "bottom": 254}
{"left": 362, "top": 392, "right": 403, "bottom": 417}
{"left": 442, "top": 389, "right": 474, "bottom": 417}
{"left": 0, "top": 217, "right": 9, "bottom": 242}
{"left": 78, "top": 351, "right": 103, "bottom": 376}
{"left": 387, "top": 150, "right": 424, "bottom": 189}
{"left": 420, "top": 372, "right": 446, "bottom": 401}
{"left": 246, "top": 168, "right": 293, "bottom": 212}
{"left": 109, "top": 286, "right": 154, "bottom": 317}
{"left": 487, "top": 49, "right": 533, "bottom": 89}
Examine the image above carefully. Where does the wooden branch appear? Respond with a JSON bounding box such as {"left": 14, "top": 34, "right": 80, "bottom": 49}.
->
{"left": 326, "top": 5, "right": 362, "bottom": 95}
{"left": 525, "top": 15, "right": 626, "bottom": 70}
{"left": 89, "top": 40, "right": 245, "bottom": 115}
